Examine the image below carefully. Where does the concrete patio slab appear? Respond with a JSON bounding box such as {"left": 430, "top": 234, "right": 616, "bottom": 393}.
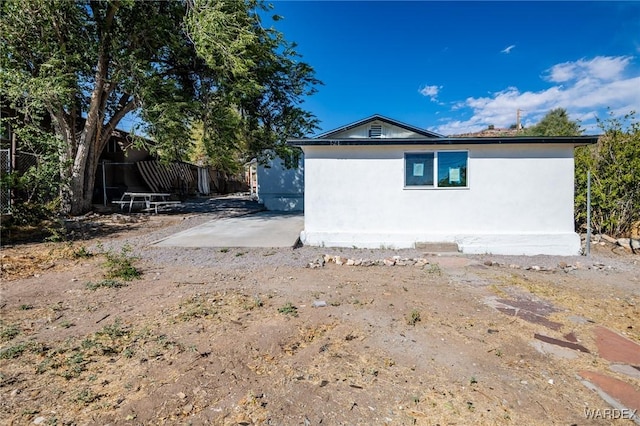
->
{"left": 153, "top": 211, "right": 304, "bottom": 248}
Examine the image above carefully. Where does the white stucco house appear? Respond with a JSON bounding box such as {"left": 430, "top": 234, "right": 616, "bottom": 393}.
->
{"left": 288, "top": 114, "right": 598, "bottom": 255}
{"left": 254, "top": 153, "right": 304, "bottom": 211}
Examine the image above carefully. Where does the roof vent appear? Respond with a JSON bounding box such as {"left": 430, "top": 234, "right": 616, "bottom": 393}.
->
{"left": 368, "top": 124, "right": 383, "bottom": 138}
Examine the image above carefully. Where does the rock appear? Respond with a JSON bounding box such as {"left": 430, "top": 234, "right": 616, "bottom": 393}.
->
{"left": 415, "top": 258, "right": 429, "bottom": 267}
{"left": 484, "top": 260, "right": 493, "bottom": 266}
{"left": 346, "top": 259, "right": 356, "bottom": 266}
{"left": 353, "top": 259, "right": 362, "bottom": 266}
{"left": 509, "top": 264, "right": 520, "bottom": 269}
{"left": 557, "top": 261, "right": 568, "bottom": 269}
{"left": 531, "top": 265, "right": 541, "bottom": 271}
{"left": 313, "top": 300, "right": 327, "bottom": 308}
{"left": 33, "top": 418, "right": 46, "bottom": 425}
{"left": 617, "top": 238, "right": 631, "bottom": 248}
{"left": 383, "top": 258, "right": 395, "bottom": 266}
{"left": 307, "top": 257, "right": 325, "bottom": 268}
{"left": 323, "top": 254, "right": 334, "bottom": 264}
{"left": 600, "top": 234, "right": 618, "bottom": 244}
{"left": 334, "top": 256, "right": 344, "bottom": 266}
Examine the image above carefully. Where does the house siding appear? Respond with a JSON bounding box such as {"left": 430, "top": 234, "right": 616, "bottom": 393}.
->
{"left": 257, "top": 155, "right": 304, "bottom": 211}
{"left": 301, "top": 143, "right": 580, "bottom": 255}
{"left": 331, "top": 121, "right": 433, "bottom": 139}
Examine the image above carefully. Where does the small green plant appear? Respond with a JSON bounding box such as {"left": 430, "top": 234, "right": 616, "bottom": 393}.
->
{"left": 427, "top": 263, "right": 442, "bottom": 275}
{"left": 249, "top": 295, "right": 263, "bottom": 309}
{"left": 72, "top": 389, "right": 99, "bottom": 405}
{"left": 98, "top": 319, "right": 128, "bottom": 339}
{"left": 220, "top": 248, "right": 229, "bottom": 253}
{"left": 60, "top": 320, "right": 74, "bottom": 329}
{"left": 177, "top": 295, "right": 216, "bottom": 321}
{"left": 470, "top": 376, "right": 478, "bottom": 385}
{"left": 85, "top": 279, "right": 128, "bottom": 291}
{"left": 73, "top": 246, "right": 93, "bottom": 259}
{"left": 19, "top": 304, "right": 34, "bottom": 310}
{"left": 278, "top": 302, "right": 298, "bottom": 317}
{"left": 1, "top": 324, "right": 20, "bottom": 341}
{"left": 61, "top": 352, "right": 86, "bottom": 379}
{"left": 102, "top": 245, "right": 141, "bottom": 281}
{"left": 406, "top": 309, "right": 421, "bottom": 326}
{"left": 235, "top": 251, "right": 247, "bottom": 257}
{"left": 0, "top": 342, "right": 29, "bottom": 359}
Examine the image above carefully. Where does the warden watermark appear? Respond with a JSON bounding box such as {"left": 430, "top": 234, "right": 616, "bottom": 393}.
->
{"left": 584, "top": 407, "right": 638, "bottom": 420}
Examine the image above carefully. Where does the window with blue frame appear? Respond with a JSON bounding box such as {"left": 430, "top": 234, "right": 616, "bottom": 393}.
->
{"left": 404, "top": 151, "right": 468, "bottom": 188}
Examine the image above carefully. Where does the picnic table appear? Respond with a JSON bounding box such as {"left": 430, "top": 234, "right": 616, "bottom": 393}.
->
{"left": 112, "top": 192, "right": 181, "bottom": 214}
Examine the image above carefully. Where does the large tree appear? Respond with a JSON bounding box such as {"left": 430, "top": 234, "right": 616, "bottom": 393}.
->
{"left": 1, "top": 0, "right": 319, "bottom": 215}
{"left": 523, "top": 108, "right": 582, "bottom": 136}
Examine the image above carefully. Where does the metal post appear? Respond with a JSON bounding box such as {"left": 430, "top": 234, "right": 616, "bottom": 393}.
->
{"left": 586, "top": 170, "right": 591, "bottom": 256}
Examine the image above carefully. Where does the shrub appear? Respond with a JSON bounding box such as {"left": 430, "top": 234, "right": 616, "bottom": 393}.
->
{"left": 575, "top": 111, "right": 640, "bottom": 237}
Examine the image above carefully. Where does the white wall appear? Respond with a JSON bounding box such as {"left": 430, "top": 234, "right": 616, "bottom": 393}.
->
{"left": 301, "top": 143, "right": 581, "bottom": 255}
{"left": 257, "top": 155, "right": 304, "bottom": 211}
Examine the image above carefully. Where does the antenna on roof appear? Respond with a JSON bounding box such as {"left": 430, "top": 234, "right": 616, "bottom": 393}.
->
{"left": 516, "top": 109, "right": 524, "bottom": 130}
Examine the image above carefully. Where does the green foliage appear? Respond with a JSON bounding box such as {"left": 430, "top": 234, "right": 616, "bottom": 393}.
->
{"left": 522, "top": 108, "right": 582, "bottom": 136}
{"left": 406, "top": 309, "right": 421, "bottom": 326}
{"left": 102, "top": 245, "right": 141, "bottom": 281}
{"left": 98, "top": 319, "right": 128, "bottom": 340}
{"left": 575, "top": 111, "right": 640, "bottom": 236}
{"left": 72, "top": 246, "right": 93, "bottom": 259}
{"left": 0, "top": 342, "right": 29, "bottom": 359}
{"left": 186, "top": 0, "right": 320, "bottom": 171}
{"left": 85, "top": 279, "right": 127, "bottom": 291}
{"left": 278, "top": 302, "right": 298, "bottom": 317}
{"left": 1, "top": 0, "right": 319, "bottom": 214}
{"left": 0, "top": 323, "right": 20, "bottom": 341}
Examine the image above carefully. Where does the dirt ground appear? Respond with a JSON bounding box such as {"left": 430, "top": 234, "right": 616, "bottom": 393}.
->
{"left": 1, "top": 199, "right": 639, "bottom": 425}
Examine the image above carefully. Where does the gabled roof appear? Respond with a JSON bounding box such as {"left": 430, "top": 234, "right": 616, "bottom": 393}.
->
{"left": 316, "top": 114, "right": 442, "bottom": 138}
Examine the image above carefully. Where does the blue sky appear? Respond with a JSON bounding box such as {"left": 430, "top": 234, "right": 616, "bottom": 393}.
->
{"left": 264, "top": 1, "right": 640, "bottom": 136}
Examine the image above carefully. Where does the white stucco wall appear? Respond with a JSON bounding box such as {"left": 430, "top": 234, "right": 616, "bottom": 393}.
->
{"left": 301, "top": 143, "right": 581, "bottom": 255}
{"left": 257, "top": 155, "right": 304, "bottom": 211}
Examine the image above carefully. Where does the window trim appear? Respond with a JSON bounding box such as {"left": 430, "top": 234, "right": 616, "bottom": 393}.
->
{"left": 403, "top": 150, "right": 469, "bottom": 190}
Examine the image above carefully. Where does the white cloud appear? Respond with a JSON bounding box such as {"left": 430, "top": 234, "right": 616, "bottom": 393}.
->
{"left": 435, "top": 55, "right": 640, "bottom": 135}
{"left": 419, "top": 84, "right": 442, "bottom": 102}
{"left": 501, "top": 45, "right": 516, "bottom": 54}
{"left": 546, "top": 55, "right": 632, "bottom": 83}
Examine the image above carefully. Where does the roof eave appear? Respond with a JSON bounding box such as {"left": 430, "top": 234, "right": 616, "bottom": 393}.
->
{"left": 288, "top": 136, "right": 600, "bottom": 147}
